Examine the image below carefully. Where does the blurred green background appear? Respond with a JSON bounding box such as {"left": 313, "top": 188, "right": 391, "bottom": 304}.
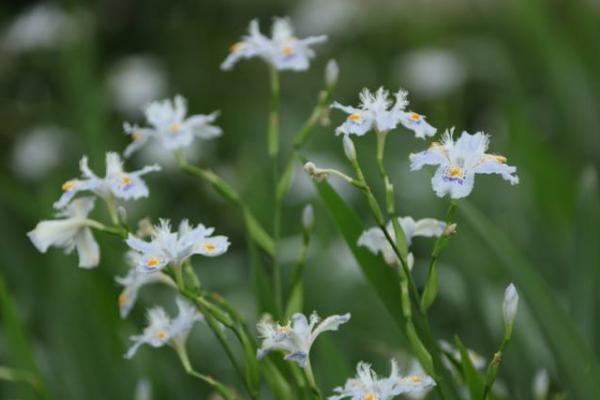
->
{"left": 1, "top": 0, "right": 600, "bottom": 399}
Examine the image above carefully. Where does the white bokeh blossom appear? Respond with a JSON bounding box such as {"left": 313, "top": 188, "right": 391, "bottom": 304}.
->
{"left": 126, "top": 219, "right": 230, "bottom": 273}
{"left": 54, "top": 152, "right": 160, "bottom": 209}
{"left": 221, "top": 17, "right": 327, "bottom": 71}
{"left": 329, "top": 360, "right": 435, "bottom": 400}
{"left": 116, "top": 251, "right": 175, "bottom": 318}
{"left": 358, "top": 216, "right": 446, "bottom": 269}
{"left": 257, "top": 312, "right": 350, "bottom": 367}
{"left": 409, "top": 129, "right": 519, "bottom": 199}
{"left": 125, "top": 298, "right": 203, "bottom": 359}
{"left": 27, "top": 197, "right": 100, "bottom": 268}
{"left": 331, "top": 87, "right": 436, "bottom": 138}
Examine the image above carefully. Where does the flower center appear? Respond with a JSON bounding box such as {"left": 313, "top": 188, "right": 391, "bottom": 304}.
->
{"left": 131, "top": 131, "right": 142, "bottom": 141}
{"left": 410, "top": 376, "right": 422, "bottom": 384}
{"left": 156, "top": 329, "right": 168, "bottom": 340}
{"left": 364, "top": 394, "right": 377, "bottom": 400}
{"left": 168, "top": 122, "right": 181, "bottom": 134}
{"left": 348, "top": 113, "right": 362, "bottom": 122}
{"left": 448, "top": 166, "right": 463, "bottom": 178}
{"left": 121, "top": 174, "right": 132, "bottom": 187}
{"left": 409, "top": 112, "right": 422, "bottom": 121}
{"left": 118, "top": 292, "right": 128, "bottom": 306}
{"left": 62, "top": 180, "right": 77, "bottom": 192}
{"left": 146, "top": 257, "right": 161, "bottom": 269}
{"left": 229, "top": 42, "right": 245, "bottom": 53}
{"left": 203, "top": 242, "right": 216, "bottom": 253}
{"left": 493, "top": 154, "right": 507, "bottom": 163}
{"left": 282, "top": 45, "right": 294, "bottom": 56}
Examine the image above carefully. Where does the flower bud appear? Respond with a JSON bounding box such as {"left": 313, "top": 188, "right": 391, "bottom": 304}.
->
{"left": 343, "top": 135, "right": 356, "bottom": 162}
{"left": 325, "top": 59, "right": 339, "bottom": 88}
{"left": 532, "top": 369, "right": 549, "bottom": 400}
{"left": 302, "top": 204, "right": 314, "bottom": 231}
{"left": 443, "top": 223, "right": 457, "bottom": 236}
{"left": 502, "top": 283, "right": 519, "bottom": 335}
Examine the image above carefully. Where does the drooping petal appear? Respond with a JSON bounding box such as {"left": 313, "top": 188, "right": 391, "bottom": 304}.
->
{"left": 193, "top": 235, "right": 230, "bottom": 257}
{"left": 74, "top": 227, "right": 100, "bottom": 268}
{"left": 310, "top": 313, "right": 351, "bottom": 344}
{"left": 399, "top": 111, "right": 437, "bottom": 139}
{"left": 409, "top": 146, "right": 448, "bottom": 171}
{"left": 431, "top": 166, "right": 475, "bottom": 199}
{"left": 474, "top": 155, "right": 519, "bottom": 184}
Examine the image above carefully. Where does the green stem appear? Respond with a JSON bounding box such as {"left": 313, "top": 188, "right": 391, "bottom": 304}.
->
{"left": 284, "top": 225, "right": 311, "bottom": 318}
{"left": 304, "top": 360, "right": 323, "bottom": 400}
{"left": 175, "top": 342, "right": 238, "bottom": 400}
{"left": 85, "top": 219, "right": 126, "bottom": 238}
{"left": 268, "top": 66, "right": 283, "bottom": 317}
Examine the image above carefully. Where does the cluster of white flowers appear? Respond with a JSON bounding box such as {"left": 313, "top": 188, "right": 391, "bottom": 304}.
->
{"left": 124, "top": 95, "right": 222, "bottom": 157}
{"left": 332, "top": 87, "right": 436, "bottom": 139}
{"left": 329, "top": 360, "right": 435, "bottom": 400}
{"left": 221, "top": 17, "right": 327, "bottom": 71}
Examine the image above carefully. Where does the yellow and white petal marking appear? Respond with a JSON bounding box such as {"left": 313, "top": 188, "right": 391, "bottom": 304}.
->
{"left": 348, "top": 113, "right": 362, "bottom": 123}
{"left": 229, "top": 41, "right": 245, "bottom": 53}
{"left": 62, "top": 180, "right": 77, "bottom": 192}
{"left": 168, "top": 122, "right": 181, "bottom": 134}
{"left": 120, "top": 174, "right": 133, "bottom": 188}
{"left": 131, "top": 131, "right": 143, "bottom": 141}
{"left": 409, "top": 375, "right": 422, "bottom": 384}
{"left": 363, "top": 394, "right": 377, "bottom": 400}
{"left": 448, "top": 166, "right": 463, "bottom": 178}
{"left": 155, "top": 329, "right": 168, "bottom": 340}
{"left": 201, "top": 242, "right": 217, "bottom": 254}
{"left": 118, "top": 292, "right": 129, "bottom": 307}
{"left": 409, "top": 112, "right": 422, "bottom": 122}
{"left": 145, "top": 256, "right": 161, "bottom": 270}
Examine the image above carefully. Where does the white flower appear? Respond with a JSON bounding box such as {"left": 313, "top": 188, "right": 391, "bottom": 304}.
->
{"left": 27, "top": 197, "right": 100, "bottom": 268}
{"left": 107, "top": 55, "right": 167, "bottom": 115}
{"left": 357, "top": 216, "right": 446, "bottom": 268}
{"left": 502, "top": 283, "right": 519, "bottom": 331}
{"left": 256, "top": 312, "right": 350, "bottom": 367}
{"left": 125, "top": 298, "right": 203, "bottom": 359}
{"left": 2, "top": 4, "right": 79, "bottom": 52}
{"left": 331, "top": 87, "right": 436, "bottom": 138}
{"left": 409, "top": 129, "right": 519, "bottom": 199}
{"left": 325, "top": 59, "right": 339, "bottom": 88}
{"left": 221, "top": 17, "right": 327, "bottom": 71}
{"left": 302, "top": 204, "right": 314, "bottom": 230}
{"left": 54, "top": 152, "right": 160, "bottom": 209}
{"left": 11, "top": 125, "right": 68, "bottom": 181}
{"left": 329, "top": 360, "right": 435, "bottom": 400}
{"left": 126, "top": 219, "right": 230, "bottom": 273}
{"left": 115, "top": 252, "right": 175, "bottom": 318}
{"left": 124, "top": 95, "right": 222, "bottom": 157}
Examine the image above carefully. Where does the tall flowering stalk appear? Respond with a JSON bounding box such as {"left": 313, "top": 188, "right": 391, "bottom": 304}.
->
{"left": 26, "top": 14, "right": 525, "bottom": 400}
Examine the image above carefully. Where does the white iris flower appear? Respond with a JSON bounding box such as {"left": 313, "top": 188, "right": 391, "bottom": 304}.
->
{"left": 221, "top": 17, "right": 327, "bottom": 71}
{"left": 256, "top": 312, "right": 350, "bottom": 367}
{"left": 126, "top": 219, "right": 230, "bottom": 273}
{"left": 125, "top": 298, "right": 203, "bottom": 359}
{"left": 27, "top": 197, "right": 100, "bottom": 268}
{"left": 331, "top": 87, "right": 436, "bottom": 138}
{"left": 116, "top": 251, "right": 175, "bottom": 318}
{"left": 54, "top": 152, "right": 160, "bottom": 209}
{"left": 358, "top": 216, "right": 446, "bottom": 268}
{"left": 124, "top": 95, "right": 222, "bottom": 157}
{"left": 409, "top": 129, "right": 519, "bottom": 199}
{"left": 329, "top": 360, "right": 435, "bottom": 400}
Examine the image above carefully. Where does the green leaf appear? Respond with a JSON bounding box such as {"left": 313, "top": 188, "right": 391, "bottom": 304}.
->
{"left": 276, "top": 158, "right": 296, "bottom": 202}
{"left": 0, "top": 274, "right": 48, "bottom": 399}
{"left": 420, "top": 261, "right": 439, "bottom": 313}
{"left": 460, "top": 201, "right": 600, "bottom": 399}
{"left": 314, "top": 181, "right": 405, "bottom": 325}
{"left": 244, "top": 207, "right": 275, "bottom": 257}
{"left": 454, "top": 336, "right": 485, "bottom": 399}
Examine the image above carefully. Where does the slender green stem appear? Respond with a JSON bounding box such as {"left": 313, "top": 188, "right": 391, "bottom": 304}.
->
{"left": 284, "top": 225, "right": 312, "bottom": 318}
{"left": 85, "top": 219, "right": 126, "bottom": 238}
{"left": 268, "top": 66, "right": 283, "bottom": 317}
{"left": 175, "top": 342, "right": 238, "bottom": 400}
{"left": 304, "top": 360, "right": 323, "bottom": 400}
{"left": 482, "top": 336, "right": 511, "bottom": 399}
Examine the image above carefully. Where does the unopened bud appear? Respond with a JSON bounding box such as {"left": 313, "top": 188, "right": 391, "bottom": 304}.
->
{"left": 502, "top": 283, "right": 519, "bottom": 336}
{"left": 343, "top": 135, "right": 356, "bottom": 162}
{"left": 302, "top": 204, "right": 314, "bottom": 230}
{"left": 325, "top": 59, "right": 339, "bottom": 88}
{"left": 304, "top": 162, "right": 329, "bottom": 182}
{"left": 443, "top": 223, "right": 457, "bottom": 236}
{"left": 117, "top": 206, "right": 127, "bottom": 223}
